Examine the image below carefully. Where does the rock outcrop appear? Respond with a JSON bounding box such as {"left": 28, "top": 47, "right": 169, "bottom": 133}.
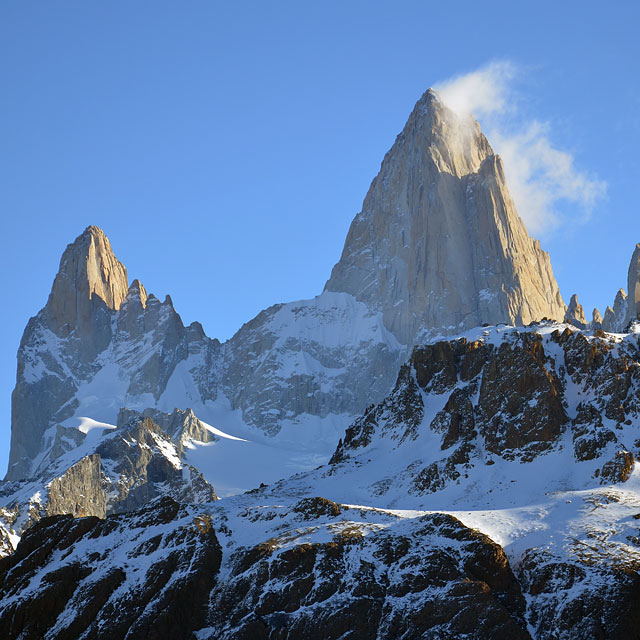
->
{"left": 517, "top": 549, "right": 640, "bottom": 640}
{"left": 0, "top": 496, "right": 532, "bottom": 640}
{"left": 564, "top": 294, "right": 588, "bottom": 329}
{"left": 591, "top": 307, "right": 603, "bottom": 330}
{"left": 0, "top": 497, "right": 222, "bottom": 640}
{"left": 328, "top": 324, "right": 640, "bottom": 502}
{"left": 626, "top": 243, "right": 640, "bottom": 327}
{"left": 325, "top": 89, "right": 565, "bottom": 344}
{"left": 0, "top": 414, "right": 217, "bottom": 555}
{"left": 96, "top": 415, "right": 217, "bottom": 513}
{"left": 332, "top": 328, "right": 571, "bottom": 480}
{"left": 603, "top": 288, "right": 628, "bottom": 332}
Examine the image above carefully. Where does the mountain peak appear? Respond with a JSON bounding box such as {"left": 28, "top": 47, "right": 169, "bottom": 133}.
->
{"left": 565, "top": 294, "right": 588, "bottom": 329}
{"left": 44, "top": 226, "right": 129, "bottom": 336}
{"left": 325, "top": 88, "right": 565, "bottom": 344}
{"left": 127, "top": 279, "right": 148, "bottom": 308}
{"left": 396, "top": 88, "right": 492, "bottom": 179}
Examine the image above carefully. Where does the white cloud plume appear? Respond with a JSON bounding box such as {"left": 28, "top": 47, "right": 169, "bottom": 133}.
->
{"left": 435, "top": 61, "right": 517, "bottom": 117}
{"left": 434, "top": 61, "right": 606, "bottom": 235}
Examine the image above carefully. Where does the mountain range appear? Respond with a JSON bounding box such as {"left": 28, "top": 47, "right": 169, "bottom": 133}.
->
{"left": 1, "top": 88, "right": 640, "bottom": 640}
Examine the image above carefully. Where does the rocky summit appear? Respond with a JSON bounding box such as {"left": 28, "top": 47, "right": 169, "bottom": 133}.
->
{"left": 325, "top": 90, "right": 565, "bottom": 344}
{"left": 1, "top": 88, "right": 640, "bottom": 640}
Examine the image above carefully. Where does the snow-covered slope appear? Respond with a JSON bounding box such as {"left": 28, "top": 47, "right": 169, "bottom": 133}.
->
{"left": 237, "top": 322, "right": 640, "bottom": 637}
{"left": 9, "top": 259, "right": 407, "bottom": 488}
{"left": 3, "top": 322, "right": 640, "bottom": 638}
{"left": 0, "top": 409, "right": 216, "bottom": 556}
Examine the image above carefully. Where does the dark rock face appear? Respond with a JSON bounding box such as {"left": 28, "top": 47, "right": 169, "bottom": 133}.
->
{"left": 477, "top": 333, "right": 567, "bottom": 460}
{"left": 518, "top": 550, "right": 640, "bottom": 640}
{"left": 0, "top": 498, "right": 532, "bottom": 640}
{"left": 335, "top": 329, "right": 640, "bottom": 489}
{"left": 598, "top": 450, "right": 636, "bottom": 483}
{"left": 292, "top": 496, "right": 342, "bottom": 518}
{"left": 0, "top": 497, "right": 221, "bottom": 640}
{"left": 414, "top": 332, "right": 568, "bottom": 461}
{"left": 207, "top": 512, "right": 530, "bottom": 640}
{"left": 557, "top": 330, "right": 640, "bottom": 426}
{"left": 334, "top": 332, "right": 570, "bottom": 481}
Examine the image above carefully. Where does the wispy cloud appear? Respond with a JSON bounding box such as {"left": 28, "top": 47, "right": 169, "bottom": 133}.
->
{"left": 434, "top": 61, "right": 606, "bottom": 236}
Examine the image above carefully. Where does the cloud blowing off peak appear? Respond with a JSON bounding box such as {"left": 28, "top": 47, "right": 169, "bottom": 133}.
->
{"left": 434, "top": 61, "right": 606, "bottom": 236}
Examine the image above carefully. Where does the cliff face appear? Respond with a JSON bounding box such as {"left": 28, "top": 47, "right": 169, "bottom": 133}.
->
{"left": 325, "top": 90, "right": 565, "bottom": 344}
{"left": 44, "top": 226, "right": 129, "bottom": 339}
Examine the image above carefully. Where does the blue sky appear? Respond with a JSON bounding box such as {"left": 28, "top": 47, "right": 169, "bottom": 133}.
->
{"left": 1, "top": 1, "right": 639, "bottom": 474}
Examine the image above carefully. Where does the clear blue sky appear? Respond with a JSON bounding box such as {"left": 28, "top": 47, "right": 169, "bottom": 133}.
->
{"left": 1, "top": 1, "right": 639, "bottom": 475}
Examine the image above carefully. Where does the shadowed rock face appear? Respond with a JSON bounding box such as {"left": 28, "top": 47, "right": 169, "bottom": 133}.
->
{"left": 0, "top": 497, "right": 222, "bottom": 640}
{"left": 332, "top": 327, "right": 640, "bottom": 496}
{"left": 334, "top": 331, "right": 570, "bottom": 474}
{"left": 325, "top": 89, "right": 565, "bottom": 344}
{"left": 518, "top": 549, "right": 640, "bottom": 640}
{"left": 208, "top": 511, "right": 530, "bottom": 640}
{"left": 0, "top": 499, "right": 531, "bottom": 640}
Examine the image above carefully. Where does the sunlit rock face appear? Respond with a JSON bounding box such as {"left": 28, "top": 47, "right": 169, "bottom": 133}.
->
{"left": 565, "top": 294, "right": 588, "bottom": 329}
{"left": 626, "top": 243, "right": 640, "bottom": 327}
{"left": 325, "top": 89, "right": 565, "bottom": 345}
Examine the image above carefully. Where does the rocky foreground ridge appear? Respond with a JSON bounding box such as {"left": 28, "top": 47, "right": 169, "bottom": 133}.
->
{"left": 3, "top": 323, "right": 640, "bottom": 638}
